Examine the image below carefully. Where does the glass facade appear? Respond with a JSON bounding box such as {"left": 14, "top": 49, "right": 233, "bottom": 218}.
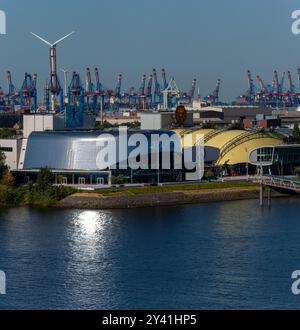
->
{"left": 256, "top": 147, "right": 274, "bottom": 163}
{"left": 250, "top": 145, "right": 300, "bottom": 175}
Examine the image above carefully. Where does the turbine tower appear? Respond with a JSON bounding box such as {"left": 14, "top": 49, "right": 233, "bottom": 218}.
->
{"left": 60, "top": 67, "right": 72, "bottom": 98}
{"left": 31, "top": 31, "right": 74, "bottom": 112}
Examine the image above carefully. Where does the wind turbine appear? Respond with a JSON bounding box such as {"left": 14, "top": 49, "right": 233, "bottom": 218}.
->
{"left": 60, "top": 67, "right": 72, "bottom": 98}
{"left": 31, "top": 31, "right": 75, "bottom": 112}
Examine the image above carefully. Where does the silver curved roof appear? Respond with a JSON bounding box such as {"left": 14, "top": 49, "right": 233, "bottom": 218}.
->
{"left": 23, "top": 130, "right": 181, "bottom": 171}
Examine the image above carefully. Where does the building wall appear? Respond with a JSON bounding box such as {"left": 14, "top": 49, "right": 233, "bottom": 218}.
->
{"left": 140, "top": 112, "right": 193, "bottom": 130}
{"left": 0, "top": 138, "right": 22, "bottom": 170}
{"left": 23, "top": 114, "right": 55, "bottom": 138}
{"left": 140, "top": 113, "right": 163, "bottom": 130}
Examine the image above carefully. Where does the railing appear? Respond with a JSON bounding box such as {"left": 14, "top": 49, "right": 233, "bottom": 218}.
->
{"left": 204, "top": 127, "right": 228, "bottom": 144}
{"left": 254, "top": 175, "right": 300, "bottom": 193}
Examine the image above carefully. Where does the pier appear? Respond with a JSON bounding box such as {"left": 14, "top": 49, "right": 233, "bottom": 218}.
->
{"left": 254, "top": 175, "right": 300, "bottom": 206}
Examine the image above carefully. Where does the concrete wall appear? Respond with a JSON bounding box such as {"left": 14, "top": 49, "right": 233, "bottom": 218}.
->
{"left": 23, "top": 113, "right": 95, "bottom": 138}
{"left": 140, "top": 113, "right": 163, "bottom": 130}
{"left": 23, "top": 114, "right": 55, "bottom": 138}
{"left": 141, "top": 112, "right": 193, "bottom": 130}
{"left": 0, "top": 138, "right": 22, "bottom": 170}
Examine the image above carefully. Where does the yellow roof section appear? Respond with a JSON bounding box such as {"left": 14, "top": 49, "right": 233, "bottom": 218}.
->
{"left": 205, "top": 130, "right": 246, "bottom": 148}
{"left": 216, "top": 137, "right": 282, "bottom": 165}
{"left": 172, "top": 128, "right": 283, "bottom": 165}
{"left": 172, "top": 128, "right": 213, "bottom": 148}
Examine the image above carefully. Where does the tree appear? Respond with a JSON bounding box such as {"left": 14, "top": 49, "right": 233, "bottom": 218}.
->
{"left": 295, "top": 166, "right": 300, "bottom": 176}
{"left": 36, "top": 168, "right": 54, "bottom": 190}
{"left": 94, "top": 120, "right": 115, "bottom": 130}
{"left": 121, "top": 121, "right": 141, "bottom": 129}
{"left": 1, "top": 169, "right": 15, "bottom": 187}
{"left": 293, "top": 123, "right": 300, "bottom": 142}
{"left": 204, "top": 169, "right": 215, "bottom": 179}
{"left": 0, "top": 150, "right": 6, "bottom": 178}
{"left": 0, "top": 128, "right": 17, "bottom": 139}
{"left": 111, "top": 175, "right": 128, "bottom": 185}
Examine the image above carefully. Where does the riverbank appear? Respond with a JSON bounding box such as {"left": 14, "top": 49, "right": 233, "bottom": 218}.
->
{"left": 0, "top": 180, "right": 293, "bottom": 209}
{"left": 57, "top": 185, "right": 288, "bottom": 209}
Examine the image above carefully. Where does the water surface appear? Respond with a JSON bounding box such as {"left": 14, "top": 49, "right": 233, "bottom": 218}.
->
{"left": 0, "top": 198, "right": 300, "bottom": 309}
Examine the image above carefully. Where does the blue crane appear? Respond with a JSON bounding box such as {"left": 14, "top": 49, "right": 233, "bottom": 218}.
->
{"left": 85, "top": 67, "right": 97, "bottom": 113}
{"left": 20, "top": 73, "right": 37, "bottom": 113}
{"left": 66, "top": 72, "right": 85, "bottom": 128}
{"left": 152, "top": 68, "right": 161, "bottom": 106}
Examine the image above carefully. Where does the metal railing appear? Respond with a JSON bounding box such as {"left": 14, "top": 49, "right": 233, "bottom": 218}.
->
{"left": 254, "top": 175, "right": 300, "bottom": 193}
{"left": 204, "top": 127, "right": 228, "bottom": 144}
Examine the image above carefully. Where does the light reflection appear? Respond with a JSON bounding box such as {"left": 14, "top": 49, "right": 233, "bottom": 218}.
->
{"left": 65, "top": 209, "right": 116, "bottom": 302}
{"left": 69, "top": 210, "right": 112, "bottom": 260}
{"left": 76, "top": 210, "right": 104, "bottom": 235}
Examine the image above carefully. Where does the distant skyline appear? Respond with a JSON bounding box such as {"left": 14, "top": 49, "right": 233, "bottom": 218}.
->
{"left": 0, "top": 0, "right": 300, "bottom": 101}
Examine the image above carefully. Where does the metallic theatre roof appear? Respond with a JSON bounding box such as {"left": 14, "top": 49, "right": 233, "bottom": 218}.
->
{"left": 23, "top": 130, "right": 181, "bottom": 171}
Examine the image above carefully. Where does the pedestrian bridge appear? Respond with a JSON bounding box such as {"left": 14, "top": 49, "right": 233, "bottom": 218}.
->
{"left": 254, "top": 175, "right": 300, "bottom": 194}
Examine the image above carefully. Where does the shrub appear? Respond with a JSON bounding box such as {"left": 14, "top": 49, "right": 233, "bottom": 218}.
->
{"left": 204, "top": 169, "right": 215, "bottom": 179}
{"left": 36, "top": 168, "right": 54, "bottom": 191}
{"left": 1, "top": 169, "right": 15, "bottom": 187}
{"left": 111, "top": 175, "right": 128, "bottom": 185}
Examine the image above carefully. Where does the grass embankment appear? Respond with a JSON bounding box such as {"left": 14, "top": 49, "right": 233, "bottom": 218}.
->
{"left": 97, "top": 181, "right": 258, "bottom": 197}
{"left": 59, "top": 181, "right": 261, "bottom": 209}
{"left": 0, "top": 184, "right": 75, "bottom": 207}
{"left": 0, "top": 180, "right": 259, "bottom": 208}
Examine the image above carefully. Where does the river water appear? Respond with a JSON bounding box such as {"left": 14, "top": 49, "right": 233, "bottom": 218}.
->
{"left": 0, "top": 198, "right": 300, "bottom": 309}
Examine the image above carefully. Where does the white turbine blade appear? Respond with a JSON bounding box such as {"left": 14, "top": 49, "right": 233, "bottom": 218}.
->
{"left": 53, "top": 31, "right": 75, "bottom": 46}
{"left": 30, "top": 32, "right": 53, "bottom": 46}
{"left": 60, "top": 67, "right": 72, "bottom": 73}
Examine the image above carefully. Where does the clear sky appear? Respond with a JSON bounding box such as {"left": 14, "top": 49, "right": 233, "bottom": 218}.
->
{"left": 0, "top": 0, "right": 300, "bottom": 101}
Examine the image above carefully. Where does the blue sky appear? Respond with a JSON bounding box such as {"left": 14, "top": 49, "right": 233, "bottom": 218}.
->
{"left": 0, "top": 0, "right": 300, "bottom": 101}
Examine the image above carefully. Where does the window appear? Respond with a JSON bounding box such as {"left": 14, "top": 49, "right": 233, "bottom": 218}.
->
{"left": 0, "top": 147, "right": 13, "bottom": 152}
{"left": 97, "top": 177, "right": 104, "bottom": 185}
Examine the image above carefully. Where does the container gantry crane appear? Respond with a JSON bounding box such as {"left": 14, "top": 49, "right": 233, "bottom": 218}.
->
{"left": 205, "top": 79, "right": 221, "bottom": 105}
{"left": 145, "top": 74, "right": 153, "bottom": 108}
{"left": 5, "top": 71, "right": 19, "bottom": 111}
{"left": 66, "top": 72, "right": 85, "bottom": 128}
{"left": 188, "top": 78, "right": 197, "bottom": 102}
{"left": 152, "top": 68, "right": 161, "bottom": 106}
{"left": 20, "top": 72, "right": 37, "bottom": 113}
{"left": 85, "top": 67, "right": 97, "bottom": 113}
{"left": 161, "top": 68, "right": 168, "bottom": 90}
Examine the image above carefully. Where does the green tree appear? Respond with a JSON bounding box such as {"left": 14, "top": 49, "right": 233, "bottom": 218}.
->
{"left": 293, "top": 123, "right": 300, "bottom": 142}
{"left": 111, "top": 175, "right": 128, "bottom": 185}
{"left": 36, "top": 168, "right": 54, "bottom": 191}
{"left": 0, "top": 150, "right": 6, "bottom": 178}
{"left": 204, "top": 169, "right": 215, "bottom": 179}
{"left": 295, "top": 166, "right": 300, "bottom": 176}
{"left": 121, "top": 121, "right": 141, "bottom": 129}
{"left": 94, "top": 120, "right": 115, "bottom": 130}
{"left": 1, "top": 169, "right": 15, "bottom": 187}
{"left": 0, "top": 128, "right": 17, "bottom": 139}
